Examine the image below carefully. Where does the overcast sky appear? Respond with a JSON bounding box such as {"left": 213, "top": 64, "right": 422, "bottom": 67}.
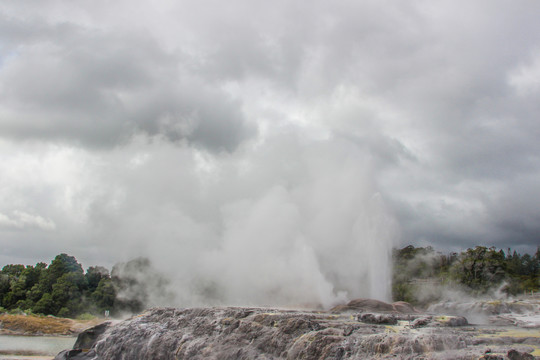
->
{"left": 1, "top": 0, "right": 539, "bottom": 304}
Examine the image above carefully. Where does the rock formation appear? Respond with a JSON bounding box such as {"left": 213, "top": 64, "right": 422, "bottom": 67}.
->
{"left": 55, "top": 298, "right": 540, "bottom": 359}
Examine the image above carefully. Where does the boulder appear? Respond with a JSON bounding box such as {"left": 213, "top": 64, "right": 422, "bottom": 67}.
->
{"left": 54, "top": 322, "right": 111, "bottom": 360}
{"left": 73, "top": 322, "right": 111, "bottom": 349}
{"left": 331, "top": 298, "right": 399, "bottom": 313}
{"left": 392, "top": 301, "right": 418, "bottom": 313}
{"left": 507, "top": 349, "right": 535, "bottom": 360}
{"left": 357, "top": 313, "right": 398, "bottom": 325}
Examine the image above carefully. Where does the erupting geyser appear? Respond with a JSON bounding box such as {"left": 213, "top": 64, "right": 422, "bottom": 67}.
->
{"left": 136, "top": 137, "right": 398, "bottom": 309}
{"left": 201, "top": 185, "right": 396, "bottom": 308}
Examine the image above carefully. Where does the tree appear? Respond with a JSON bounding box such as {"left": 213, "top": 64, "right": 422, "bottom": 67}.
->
{"left": 49, "top": 254, "right": 83, "bottom": 281}
{"left": 449, "top": 246, "right": 505, "bottom": 292}
{"left": 1, "top": 264, "right": 25, "bottom": 277}
{"left": 86, "top": 266, "right": 110, "bottom": 293}
{"left": 33, "top": 293, "right": 55, "bottom": 315}
{"left": 92, "top": 278, "right": 116, "bottom": 313}
{"left": 6, "top": 275, "right": 28, "bottom": 308}
{"left": 0, "top": 254, "right": 116, "bottom": 317}
{"left": 0, "top": 274, "right": 10, "bottom": 307}
{"left": 51, "top": 272, "right": 86, "bottom": 316}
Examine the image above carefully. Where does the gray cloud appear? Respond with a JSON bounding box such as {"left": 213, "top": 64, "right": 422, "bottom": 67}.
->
{"left": 0, "top": 210, "right": 56, "bottom": 230}
{"left": 1, "top": 0, "right": 540, "bottom": 306}
{"left": 0, "top": 11, "right": 254, "bottom": 151}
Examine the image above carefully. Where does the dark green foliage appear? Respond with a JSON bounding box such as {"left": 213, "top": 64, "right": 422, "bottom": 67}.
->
{"left": 1, "top": 264, "right": 25, "bottom": 277}
{"left": 33, "top": 293, "right": 55, "bottom": 315}
{"left": 92, "top": 278, "right": 116, "bottom": 312}
{"left": 503, "top": 249, "right": 540, "bottom": 294}
{"left": 86, "top": 266, "right": 109, "bottom": 293}
{"left": 49, "top": 254, "right": 83, "bottom": 281}
{"left": 51, "top": 272, "right": 86, "bottom": 317}
{"left": 392, "top": 245, "right": 540, "bottom": 305}
{"left": 0, "top": 253, "right": 165, "bottom": 318}
{"left": 0, "top": 254, "right": 113, "bottom": 318}
{"left": 449, "top": 246, "right": 506, "bottom": 293}
{"left": 0, "top": 274, "right": 10, "bottom": 301}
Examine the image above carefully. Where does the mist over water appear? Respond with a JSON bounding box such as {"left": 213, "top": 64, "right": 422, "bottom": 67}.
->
{"left": 110, "top": 133, "right": 399, "bottom": 309}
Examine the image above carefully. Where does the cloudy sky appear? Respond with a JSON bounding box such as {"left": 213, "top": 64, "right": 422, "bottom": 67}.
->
{"left": 1, "top": 0, "right": 539, "bottom": 304}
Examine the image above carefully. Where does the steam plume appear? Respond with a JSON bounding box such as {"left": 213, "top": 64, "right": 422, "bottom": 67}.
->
{"left": 106, "top": 133, "right": 398, "bottom": 308}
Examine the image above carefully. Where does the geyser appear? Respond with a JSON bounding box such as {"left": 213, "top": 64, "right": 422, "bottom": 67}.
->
{"left": 108, "top": 134, "right": 398, "bottom": 309}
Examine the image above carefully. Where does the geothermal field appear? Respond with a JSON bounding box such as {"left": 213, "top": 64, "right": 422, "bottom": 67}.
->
{"left": 3, "top": 1, "right": 540, "bottom": 360}
{"left": 55, "top": 296, "right": 540, "bottom": 359}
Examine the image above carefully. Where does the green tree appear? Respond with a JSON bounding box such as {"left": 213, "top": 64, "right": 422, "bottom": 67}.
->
{"left": 1, "top": 264, "right": 25, "bottom": 277}
{"left": 0, "top": 254, "right": 120, "bottom": 317}
{"left": 51, "top": 272, "right": 86, "bottom": 317}
{"left": 49, "top": 254, "right": 83, "bottom": 281}
{"left": 33, "top": 293, "right": 55, "bottom": 315}
{"left": 5, "top": 275, "right": 28, "bottom": 308}
{"left": 91, "top": 278, "right": 116, "bottom": 313}
{"left": 450, "top": 246, "right": 506, "bottom": 293}
{"left": 0, "top": 274, "right": 10, "bottom": 307}
{"left": 86, "top": 266, "right": 110, "bottom": 293}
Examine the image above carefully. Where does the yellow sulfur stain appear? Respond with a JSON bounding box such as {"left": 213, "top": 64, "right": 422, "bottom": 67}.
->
{"left": 478, "top": 328, "right": 540, "bottom": 339}
{"left": 476, "top": 327, "right": 540, "bottom": 356}
{"left": 385, "top": 325, "right": 398, "bottom": 333}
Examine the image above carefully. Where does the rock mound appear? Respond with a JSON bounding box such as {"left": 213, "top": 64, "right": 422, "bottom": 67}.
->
{"left": 55, "top": 305, "right": 539, "bottom": 359}
{"left": 330, "top": 298, "right": 418, "bottom": 314}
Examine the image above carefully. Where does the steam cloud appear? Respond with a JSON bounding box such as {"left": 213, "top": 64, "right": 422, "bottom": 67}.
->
{"left": 4, "top": 0, "right": 539, "bottom": 310}
{"left": 103, "top": 133, "right": 397, "bottom": 308}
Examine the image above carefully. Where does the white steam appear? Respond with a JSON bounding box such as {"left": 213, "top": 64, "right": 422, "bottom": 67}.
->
{"left": 127, "top": 133, "right": 399, "bottom": 308}
{"left": 1, "top": 131, "right": 399, "bottom": 309}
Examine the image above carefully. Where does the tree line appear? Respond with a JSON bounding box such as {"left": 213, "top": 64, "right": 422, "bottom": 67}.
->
{"left": 0, "top": 254, "right": 157, "bottom": 318}
{"left": 392, "top": 245, "right": 540, "bottom": 305}
{"left": 2, "top": 246, "right": 538, "bottom": 318}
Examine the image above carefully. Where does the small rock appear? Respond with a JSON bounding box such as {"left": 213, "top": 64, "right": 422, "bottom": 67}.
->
{"left": 343, "top": 326, "right": 354, "bottom": 336}
{"left": 410, "top": 317, "right": 432, "bottom": 328}
{"left": 357, "top": 313, "right": 397, "bottom": 325}
{"left": 479, "top": 354, "right": 504, "bottom": 360}
{"left": 434, "top": 316, "right": 468, "bottom": 327}
{"left": 507, "top": 349, "right": 534, "bottom": 360}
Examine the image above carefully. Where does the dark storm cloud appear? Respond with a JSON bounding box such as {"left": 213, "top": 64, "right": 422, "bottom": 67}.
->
{"left": 0, "top": 13, "right": 253, "bottom": 151}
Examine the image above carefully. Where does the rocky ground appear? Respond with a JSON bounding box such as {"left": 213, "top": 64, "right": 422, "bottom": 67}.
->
{"left": 55, "top": 298, "right": 540, "bottom": 360}
{"left": 428, "top": 297, "right": 540, "bottom": 329}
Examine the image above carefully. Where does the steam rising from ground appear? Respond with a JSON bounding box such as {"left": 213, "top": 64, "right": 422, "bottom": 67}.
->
{"left": 393, "top": 248, "right": 540, "bottom": 326}
{"left": 98, "top": 133, "right": 397, "bottom": 308}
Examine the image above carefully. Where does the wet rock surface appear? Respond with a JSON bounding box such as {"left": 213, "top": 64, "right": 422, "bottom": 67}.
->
{"left": 73, "top": 322, "right": 112, "bottom": 350}
{"left": 428, "top": 297, "right": 540, "bottom": 328}
{"left": 56, "top": 299, "right": 540, "bottom": 359}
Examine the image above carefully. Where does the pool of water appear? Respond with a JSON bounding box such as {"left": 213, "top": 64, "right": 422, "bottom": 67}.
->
{"left": 0, "top": 335, "right": 75, "bottom": 359}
